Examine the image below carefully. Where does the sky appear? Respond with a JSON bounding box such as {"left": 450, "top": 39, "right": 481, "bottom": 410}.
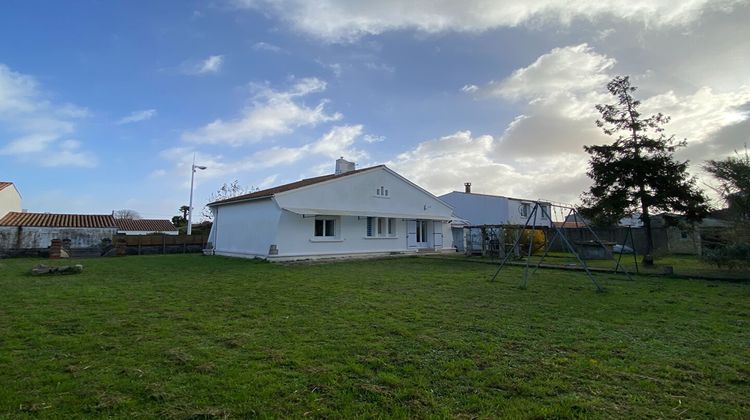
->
{"left": 1, "top": 0, "right": 749, "bottom": 220}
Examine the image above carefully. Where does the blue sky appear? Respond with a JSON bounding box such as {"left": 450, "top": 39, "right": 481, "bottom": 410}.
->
{"left": 1, "top": 0, "right": 749, "bottom": 220}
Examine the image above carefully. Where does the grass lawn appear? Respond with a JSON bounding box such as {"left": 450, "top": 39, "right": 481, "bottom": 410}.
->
{"left": 1, "top": 255, "right": 749, "bottom": 418}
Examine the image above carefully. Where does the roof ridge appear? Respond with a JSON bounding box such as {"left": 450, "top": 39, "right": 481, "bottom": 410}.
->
{"left": 209, "top": 164, "right": 385, "bottom": 206}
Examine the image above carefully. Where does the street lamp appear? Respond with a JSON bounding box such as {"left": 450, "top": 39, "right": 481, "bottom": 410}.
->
{"left": 187, "top": 154, "right": 207, "bottom": 236}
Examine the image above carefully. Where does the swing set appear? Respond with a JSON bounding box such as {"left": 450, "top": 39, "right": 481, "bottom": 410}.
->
{"left": 489, "top": 200, "right": 638, "bottom": 292}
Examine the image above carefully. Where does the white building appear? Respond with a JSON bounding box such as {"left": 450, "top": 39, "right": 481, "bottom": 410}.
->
{"left": 0, "top": 182, "right": 22, "bottom": 219}
{"left": 206, "top": 160, "right": 455, "bottom": 261}
{"left": 439, "top": 184, "right": 552, "bottom": 227}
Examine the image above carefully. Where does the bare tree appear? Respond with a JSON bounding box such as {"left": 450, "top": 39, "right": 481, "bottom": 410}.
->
{"left": 201, "top": 180, "right": 257, "bottom": 221}
{"left": 113, "top": 209, "right": 141, "bottom": 219}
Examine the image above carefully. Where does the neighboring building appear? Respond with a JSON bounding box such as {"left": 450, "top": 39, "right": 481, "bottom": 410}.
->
{"left": 0, "top": 182, "right": 22, "bottom": 219}
{"left": 0, "top": 212, "right": 117, "bottom": 253}
{"left": 115, "top": 219, "right": 178, "bottom": 235}
{"left": 206, "top": 159, "right": 455, "bottom": 261}
{"left": 439, "top": 183, "right": 552, "bottom": 227}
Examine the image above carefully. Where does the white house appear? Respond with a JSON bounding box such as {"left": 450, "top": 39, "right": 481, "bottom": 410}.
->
{"left": 439, "top": 184, "right": 552, "bottom": 253}
{"left": 0, "top": 182, "right": 22, "bottom": 219}
{"left": 206, "top": 160, "right": 455, "bottom": 261}
{"left": 439, "top": 183, "right": 552, "bottom": 227}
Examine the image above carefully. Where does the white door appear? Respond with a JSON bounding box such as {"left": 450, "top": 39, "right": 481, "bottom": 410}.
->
{"left": 433, "top": 221, "right": 443, "bottom": 248}
{"left": 407, "top": 220, "right": 417, "bottom": 248}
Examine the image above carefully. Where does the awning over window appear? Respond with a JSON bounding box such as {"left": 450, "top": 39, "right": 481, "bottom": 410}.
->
{"left": 282, "top": 207, "right": 453, "bottom": 221}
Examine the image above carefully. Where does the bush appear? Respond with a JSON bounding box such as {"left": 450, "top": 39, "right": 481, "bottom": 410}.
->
{"left": 702, "top": 242, "right": 750, "bottom": 269}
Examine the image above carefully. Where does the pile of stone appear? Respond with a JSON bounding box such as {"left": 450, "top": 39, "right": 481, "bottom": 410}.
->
{"left": 31, "top": 264, "right": 83, "bottom": 275}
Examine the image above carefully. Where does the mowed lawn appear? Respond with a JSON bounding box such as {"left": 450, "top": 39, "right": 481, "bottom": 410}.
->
{"left": 0, "top": 255, "right": 748, "bottom": 418}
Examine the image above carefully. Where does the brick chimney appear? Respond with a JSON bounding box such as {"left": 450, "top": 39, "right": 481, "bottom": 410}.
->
{"left": 464, "top": 182, "right": 472, "bottom": 193}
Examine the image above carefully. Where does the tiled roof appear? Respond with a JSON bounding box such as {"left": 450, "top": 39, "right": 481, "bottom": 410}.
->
{"left": 0, "top": 182, "right": 14, "bottom": 192}
{"left": 115, "top": 218, "right": 177, "bottom": 232}
{"left": 0, "top": 212, "right": 116, "bottom": 228}
{"left": 209, "top": 165, "right": 385, "bottom": 206}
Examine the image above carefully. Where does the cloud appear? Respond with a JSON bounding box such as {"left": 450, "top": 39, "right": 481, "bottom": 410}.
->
{"left": 117, "top": 108, "right": 157, "bottom": 125}
{"left": 232, "top": 0, "right": 741, "bottom": 42}
{"left": 161, "top": 125, "right": 367, "bottom": 186}
{"left": 252, "top": 42, "right": 286, "bottom": 53}
{"left": 363, "top": 134, "right": 385, "bottom": 143}
{"left": 387, "top": 130, "right": 589, "bottom": 204}
{"left": 182, "top": 55, "right": 224, "bottom": 75}
{"left": 182, "top": 77, "right": 342, "bottom": 145}
{"left": 489, "top": 44, "right": 615, "bottom": 101}
{"left": 0, "top": 63, "right": 96, "bottom": 167}
{"left": 461, "top": 84, "right": 478, "bottom": 93}
{"left": 199, "top": 55, "right": 224, "bottom": 73}
{"left": 433, "top": 42, "right": 750, "bottom": 203}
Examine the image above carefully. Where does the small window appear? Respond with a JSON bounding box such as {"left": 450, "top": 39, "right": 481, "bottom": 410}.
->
{"left": 378, "top": 217, "right": 386, "bottom": 235}
{"left": 315, "top": 218, "right": 335, "bottom": 237}
{"left": 520, "top": 203, "right": 530, "bottom": 217}
{"left": 680, "top": 230, "right": 689, "bottom": 239}
{"left": 388, "top": 218, "right": 395, "bottom": 236}
{"left": 366, "top": 217, "right": 374, "bottom": 236}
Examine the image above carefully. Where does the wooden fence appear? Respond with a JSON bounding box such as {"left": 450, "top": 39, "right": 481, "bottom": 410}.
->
{"left": 114, "top": 234, "right": 209, "bottom": 255}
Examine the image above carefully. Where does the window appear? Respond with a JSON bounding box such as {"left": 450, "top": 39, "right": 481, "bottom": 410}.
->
{"left": 520, "top": 203, "right": 530, "bottom": 217}
{"left": 366, "top": 217, "right": 397, "bottom": 237}
{"left": 314, "top": 218, "right": 335, "bottom": 237}
{"left": 680, "top": 230, "right": 689, "bottom": 239}
{"left": 375, "top": 186, "right": 390, "bottom": 197}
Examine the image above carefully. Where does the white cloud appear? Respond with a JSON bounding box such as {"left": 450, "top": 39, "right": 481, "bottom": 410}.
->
{"left": 117, "top": 108, "right": 157, "bottom": 125}
{"left": 489, "top": 44, "right": 615, "bottom": 101}
{"left": 232, "top": 0, "right": 742, "bottom": 42}
{"left": 363, "top": 134, "right": 385, "bottom": 143}
{"left": 461, "top": 84, "right": 479, "bottom": 93}
{"left": 252, "top": 42, "right": 286, "bottom": 53}
{"left": 182, "top": 77, "right": 342, "bottom": 145}
{"left": 199, "top": 55, "right": 224, "bottom": 73}
{"left": 0, "top": 63, "right": 97, "bottom": 167}
{"left": 387, "top": 130, "right": 589, "bottom": 204}
{"left": 162, "top": 125, "right": 367, "bottom": 185}
{"left": 182, "top": 55, "right": 224, "bottom": 75}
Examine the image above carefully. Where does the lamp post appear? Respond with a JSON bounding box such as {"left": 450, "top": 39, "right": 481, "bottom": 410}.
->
{"left": 187, "top": 154, "right": 207, "bottom": 235}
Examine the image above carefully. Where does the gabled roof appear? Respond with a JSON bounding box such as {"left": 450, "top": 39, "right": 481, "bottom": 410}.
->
{"left": 0, "top": 182, "right": 15, "bottom": 192}
{"left": 114, "top": 218, "right": 177, "bottom": 232}
{"left": 209, "top": 165, "right": 385, "bottom": 206}
{"left": 0, "top": 212, "right": 116, "bottom": 228}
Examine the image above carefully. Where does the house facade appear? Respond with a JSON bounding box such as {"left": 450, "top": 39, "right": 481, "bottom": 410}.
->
{"left": 439, "top": 186, "right": 552, "bottom": 227}
{"left": 0, "top": 182, "right": 22, "bottom": 219}
{"left": 207, "top": 161, "right": 454, "bottom": 261}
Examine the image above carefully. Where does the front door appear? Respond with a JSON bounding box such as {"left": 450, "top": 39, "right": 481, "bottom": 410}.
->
{"left": 416, "top": 220, "right": 429, "bottom": 248}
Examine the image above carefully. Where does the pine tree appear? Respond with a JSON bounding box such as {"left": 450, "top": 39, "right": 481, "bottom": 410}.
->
{"left": 582, "top": 76, "right": 709, "bottom": 265}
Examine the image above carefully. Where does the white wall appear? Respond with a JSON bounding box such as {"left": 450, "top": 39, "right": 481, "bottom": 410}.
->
{"left": 440, "top": 191, "right": 508, "bottom": 225}
{"left": 441, "top": 191, "right": 550, "bottom": 227}
{"left": 0, "top": 226, "right": 116, "bottom": 249}
{"left": 275, "top": 167, "right": 454, "bottom": 220}
{"left": 209, "top": 198, "right": 281, "bottom": 258}
{"left": 0, "top": 185, "right": 21, "bottom": 219}
{"left": 505, "top": 199, "right": 551, "bottom": 227}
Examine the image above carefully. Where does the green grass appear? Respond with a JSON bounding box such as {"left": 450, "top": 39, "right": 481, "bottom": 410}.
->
{"left": 462, "top": 251, "right": 750, "bottom": 280}
{"left": 1, "top": 255, "right": 749, "bottom": 418}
